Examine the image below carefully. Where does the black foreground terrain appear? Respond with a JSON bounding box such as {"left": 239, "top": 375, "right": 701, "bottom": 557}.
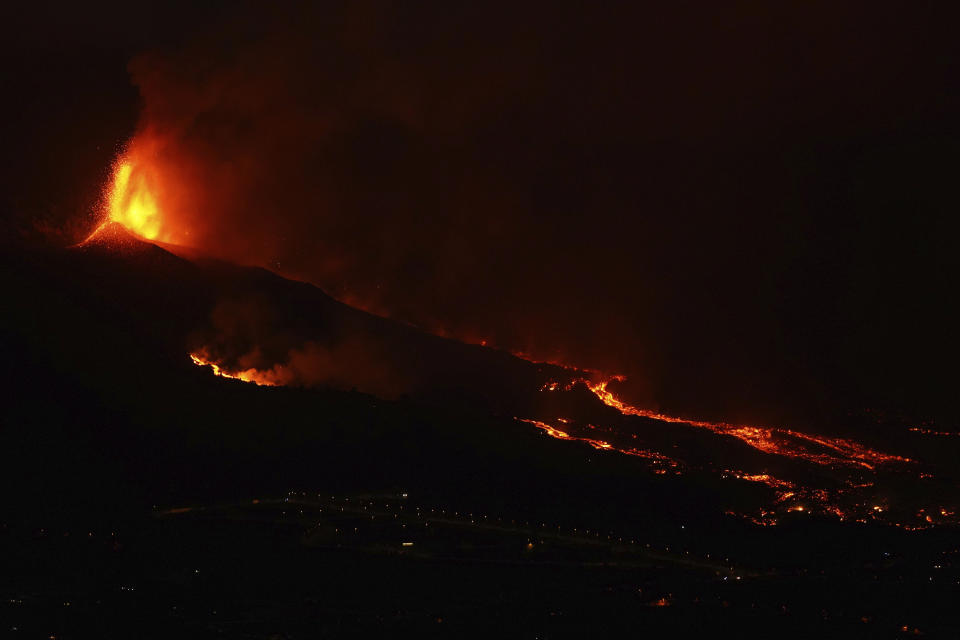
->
{"left": 2, "top": 234, "right": 959, "bottom": 638}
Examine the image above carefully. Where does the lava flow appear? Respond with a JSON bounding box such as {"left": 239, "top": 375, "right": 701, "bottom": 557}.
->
{"left": 516, "top": 418, "right": 682, "bottom": 474}
{"left": 185, "top": 343, "right": 956, "bottom": 529}
{"left": 531, "top": 376, "right": 960, "bottom": 528}
{"left": 189, "top": 353, "right": 280, "bottom": 387}
{"left": 86, "top": 142, "right": 953, "bottom": 531}
{"left": 579, "top": 377, "right": 911, "bottom": 469}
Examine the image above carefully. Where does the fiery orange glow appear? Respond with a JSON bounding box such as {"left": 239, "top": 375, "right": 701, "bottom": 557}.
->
{"left": 183, "top": 340, "right": 953, "bottom": 529}
{"left": 107, "top": 157, "right": 162, "bottom": 240}
{"left": 189, "top": 353, "right": 281, "bottom": 386}
{"left": 580, "top": 378, "right": 911, "bottom": 469}
{"left": 737, "top": 474, "right": 796, "bottom": 491}
{"left": 531, "top": 375, "right": 960, "bottom": 528}
{"left": 515, "top": 418, "right": 682, "bottom": 472}
{"left": 70, "top": 130, "right": 957, "bottom": 534}
{"left": 909, "top": 427, "right": 960, "bottom": 437}
{"left": 79, "top": 130, "right": 198, "bottom": 247}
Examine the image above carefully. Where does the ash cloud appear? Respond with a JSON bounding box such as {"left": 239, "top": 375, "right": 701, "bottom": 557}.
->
{"left": 121, "top": 2, "right": 958, "bottom": 423}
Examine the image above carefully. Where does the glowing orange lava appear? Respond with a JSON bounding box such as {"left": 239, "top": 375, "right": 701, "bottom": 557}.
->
{"left": 184, "top": 349, "right": 952, "bottom": 529}
{"left": 108, "top": 158, "right": 162, "bottom": 240}
{"left": 909, "top": 427, "right": 960, "bottom": 437}
{"left": 516, "top": 418, "right": 682, "bottom": 472}
{"left": 528, "top": 375, "right": 960, "bottom": 528}
{"left": 71, "top": 136, "right": 957, "bottom": 531}
{"left": 189, "top": 353, "right": 281, "bottom": 387}
{"left": 579, "top": 378, "right": 910, "bottom": 469}
{"left": 80, "top": 131, "right": 193, "bottom": 246}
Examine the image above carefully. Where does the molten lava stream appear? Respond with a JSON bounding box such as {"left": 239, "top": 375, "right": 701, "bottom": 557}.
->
{"left": 76, "top": 141, "right": 952, "bottom": 530}
{"left": 532, "top": 376, "right": 960, "bottom": 529}
{"left": 189, "top": 353, "right": 280, "bottom": 387}
{"left": 515, "top": 418, "right": 682, "bottom": 474}
{"left": 576, "top": 378, "right": 910, "bottom": 469}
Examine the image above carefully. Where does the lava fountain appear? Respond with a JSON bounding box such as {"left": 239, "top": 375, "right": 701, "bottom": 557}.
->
{"left": 107, "top": 154, "right": 162, "bottom": 240}
{"left": 83, "top": 130, "right": 194, "bottom": 246}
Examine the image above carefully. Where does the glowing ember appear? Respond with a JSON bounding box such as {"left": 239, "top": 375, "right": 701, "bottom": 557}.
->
{"left": 737, "top": 474, "right": 795, "bottom": 491}
{"left": 909, "top": 427, "right": 960, "bottom": 437}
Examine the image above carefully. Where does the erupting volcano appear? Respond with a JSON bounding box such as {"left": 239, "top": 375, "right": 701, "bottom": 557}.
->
{"left": 82, "top": 129, "right": 196, "bottom": 248}
{"left": 74, "top": 142, "right": 958, "bottom": 535}
{"left": 7, "top": 4, "right": 959, "bottom": 635}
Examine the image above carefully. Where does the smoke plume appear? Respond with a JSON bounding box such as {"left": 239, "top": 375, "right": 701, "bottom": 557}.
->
{"left": 97, "top": 2, "right": 960, "bottom": 422}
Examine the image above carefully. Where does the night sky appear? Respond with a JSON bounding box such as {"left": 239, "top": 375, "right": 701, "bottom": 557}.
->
{"left": 3, "top": 1, "right": 958, "bottom": 424}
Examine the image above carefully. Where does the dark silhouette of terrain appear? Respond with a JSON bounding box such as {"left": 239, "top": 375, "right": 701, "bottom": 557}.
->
{"left": 2, "top": 227, "right": 959, "bottom": 638}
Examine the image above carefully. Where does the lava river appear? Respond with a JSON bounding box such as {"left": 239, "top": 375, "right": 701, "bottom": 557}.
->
{"left": 186, "top": 347, "right": 957, "bottom": 531}
{"left": 90, "top": 145, "right": 960, "bottom": 532}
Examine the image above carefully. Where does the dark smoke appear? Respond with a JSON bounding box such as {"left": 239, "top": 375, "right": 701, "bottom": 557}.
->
{"left": 10, "top": 2, "right": 960, "bottom": 423}
{"left": 192, "top": 295, "right": 407, "bottom": 398}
